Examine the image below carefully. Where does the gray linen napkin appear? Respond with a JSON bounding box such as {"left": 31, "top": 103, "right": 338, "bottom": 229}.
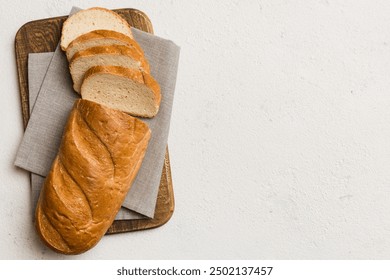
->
{"left": 15, "top": 9, "right": 180, "bottom": 218}
{"left": 28, "top": 53, "right": 144, "bottom": 220}
{"left": 28, "top": 53, "right": 52, "bottom": 216}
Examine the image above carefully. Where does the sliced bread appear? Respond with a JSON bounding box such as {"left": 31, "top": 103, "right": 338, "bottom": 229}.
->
{"left": 66, "top": 29, "right": 145, "bottom": 61}
{"left": 80, "top": 66, "right": 161, "bottom": 118}
{"left": 69, "top": 45, "right": 150, "bottom": 93}
{"left": 61, "top": 7, "right": 133, "bottom": 50}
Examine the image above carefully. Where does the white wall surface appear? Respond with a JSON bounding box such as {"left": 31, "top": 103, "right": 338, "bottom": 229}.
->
{"left": 1, "top": 0, "right": 390, "bottom": 259}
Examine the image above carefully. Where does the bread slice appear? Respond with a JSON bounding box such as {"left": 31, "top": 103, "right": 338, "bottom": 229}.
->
{"left": 60, "top": 7, "right": 133, "bottom": 50}
{"left": 81, "top": 66, "right": 161, "bottom": 118}
{"left": 66, "top": 29, "right": 144, "bottom": 61}
{"left": 69, "top": 45, "right": 150, "bottom": 93}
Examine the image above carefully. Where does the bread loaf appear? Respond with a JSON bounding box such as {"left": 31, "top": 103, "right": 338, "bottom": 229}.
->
{"left": 81, "top": 66, "right": 161, "bottom": 118}
{"left": 61, "top": 7, "right": 133, "bottom": 50}
{"left": 66, "top": 29, "right": 144, "bottom": 61}
{"left": 69, "top": 45, "right": 150, "bottom": 93}
{"left": 35, "top": 99, "right": 151, "bottom": 254}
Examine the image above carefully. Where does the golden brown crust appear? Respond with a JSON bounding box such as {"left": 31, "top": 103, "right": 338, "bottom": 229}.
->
{"left": 35, "top": 100, "right": 151, "bottom": 254}
{"left": 82, "top": 65, "right": 161, "bottom": 116}
{"left": 60, "top": 7, "right": 133, "bottom": 51}
{"left": 70, "top": 45, "right": 150, "bottom": 73}
{"left": 142, "top": 72, "right": 162, "bottom": 110}
{"left": 82, "top": 65, "right": 143, "bottom": 83}
{"left": 66, "top": 30, "right": 145, "bottom": 61}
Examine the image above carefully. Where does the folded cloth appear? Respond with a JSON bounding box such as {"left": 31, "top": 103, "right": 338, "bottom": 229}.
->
{"left": 28, "top": 53, "right": 145, "bottom": 220}
{"left": 15, "top": 7, "right": 180, "bottom": 218}
{"left": 28, "top": 52, "right": 52, "bottom": 218}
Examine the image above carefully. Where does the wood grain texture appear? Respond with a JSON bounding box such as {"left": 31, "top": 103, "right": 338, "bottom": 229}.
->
{"left": 14, "top": 8, "right": 174, "bottom": 234}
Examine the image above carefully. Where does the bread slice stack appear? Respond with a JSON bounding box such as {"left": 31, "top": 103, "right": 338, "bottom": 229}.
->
{"left": 62, "top": 7, "right": 160, "bottom": 118}
{"left": 35, "top": 7, "right": 163, "bottom": 254}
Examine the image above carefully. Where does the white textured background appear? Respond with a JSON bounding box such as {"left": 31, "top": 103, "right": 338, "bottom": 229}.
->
{"left": 1, "top": 0, "right": 390, "bottom": 259}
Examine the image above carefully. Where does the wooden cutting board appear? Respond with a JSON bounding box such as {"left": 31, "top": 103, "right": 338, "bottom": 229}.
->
{"left": 14, "top": 8, "right": 174, "bottom": 234}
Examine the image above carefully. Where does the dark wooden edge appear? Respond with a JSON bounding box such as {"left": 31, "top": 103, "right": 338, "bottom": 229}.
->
{"left": 14, "top": 8, "right": 174, "bottom": 234}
